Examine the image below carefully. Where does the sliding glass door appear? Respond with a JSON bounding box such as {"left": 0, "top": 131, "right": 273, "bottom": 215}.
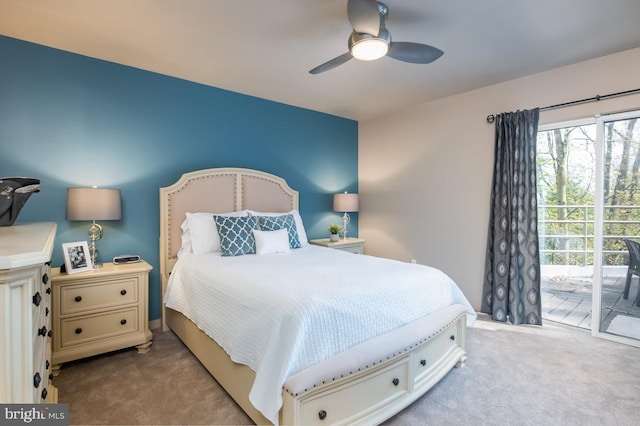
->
{"left": 538, "top": 119, "right": 596, "bottom": 329}
{"left": 593, "top": 111, "right": 640, "bottom": 344}
{"left": 538, "top": 110, "right": 640, "bottom": 346}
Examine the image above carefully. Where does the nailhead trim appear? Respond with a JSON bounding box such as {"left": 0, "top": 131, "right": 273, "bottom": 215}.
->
{"left": 283, "top": 311, "right": 465, "bottom": 397}
{"left": 165, "top": 171, "right": 296, "bottom": 259}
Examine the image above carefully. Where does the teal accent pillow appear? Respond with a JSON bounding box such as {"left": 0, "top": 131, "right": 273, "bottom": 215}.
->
{"left": 214, "top": 215, "right": 259, "bottom": 256}
{"left": 257, "top": 214, "right": 301, "bottom": 249}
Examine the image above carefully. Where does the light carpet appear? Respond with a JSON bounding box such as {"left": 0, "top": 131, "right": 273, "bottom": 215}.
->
{"left": 54, "top": 315, "right": 640, "bottom": 425}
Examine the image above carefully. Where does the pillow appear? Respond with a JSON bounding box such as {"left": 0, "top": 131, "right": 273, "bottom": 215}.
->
{"left": 248, "top": 209, "right": 309, "bottom": 247}
{"left": 179, "top": 210, "right": 248, "bottom": 257}
{"left": 253, "top": 229, "right": 291, "bottom": 255}
{"left": 214, "top": 215, "right": 259, "bottom": 257}
{"left": 256, "top": 214, "right": 301, "bottom": 249}
{"left": 177, "top": 218, "right": 193, "bottom": 258}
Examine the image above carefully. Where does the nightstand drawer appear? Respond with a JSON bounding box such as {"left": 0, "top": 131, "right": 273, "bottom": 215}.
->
{"left": 335, "top": 245, "right": 363, "bottom": 254}
{"left": 59, "top": 278, "right": 138, "bottom": 315}
{"left": 309, "top": 238, "right": 365, "bottom": 254}
{"left": 60, "top": 307, "right": 138, "bottom": 347}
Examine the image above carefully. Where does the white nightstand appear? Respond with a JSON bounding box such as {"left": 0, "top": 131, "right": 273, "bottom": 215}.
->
{"left": 309, "top": 237, "right": 366, "bottom": 254}
{"left": 50, "top": 260, "right": 153, "bottom": 375}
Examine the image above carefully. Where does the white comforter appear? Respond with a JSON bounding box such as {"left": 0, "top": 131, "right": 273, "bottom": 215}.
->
{"left": 164, "top": 245, "right": 476, "bottom": 424}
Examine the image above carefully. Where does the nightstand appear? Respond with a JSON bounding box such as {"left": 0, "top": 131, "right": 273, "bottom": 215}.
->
{"left": 309, "top": 237, "right": 366, "bottom": 254}
{"left": 50, "top": 260, "right": 153, "bottom": 375}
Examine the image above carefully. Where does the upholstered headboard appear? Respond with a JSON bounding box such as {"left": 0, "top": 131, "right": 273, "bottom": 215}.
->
{"left": 159, "top": 168, "right": 299, "bottom": 327}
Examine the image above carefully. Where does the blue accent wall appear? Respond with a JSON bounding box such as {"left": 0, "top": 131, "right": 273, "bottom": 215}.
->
{"left": 0, "top": 36, "right": 358, "bottom": 321}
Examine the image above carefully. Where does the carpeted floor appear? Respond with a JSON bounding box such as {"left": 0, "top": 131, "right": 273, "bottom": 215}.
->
{"left": 54, "top": 315, "right": 640, "bottom": 425}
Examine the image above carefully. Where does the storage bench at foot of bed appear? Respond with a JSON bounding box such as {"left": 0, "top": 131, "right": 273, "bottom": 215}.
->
{"left": 281, "top": 313, "right": 467, "bottom": 426}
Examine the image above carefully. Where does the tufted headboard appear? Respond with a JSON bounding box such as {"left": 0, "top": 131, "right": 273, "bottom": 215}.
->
{"left": 159, "top": 168, "right": 299, "bottom": 327}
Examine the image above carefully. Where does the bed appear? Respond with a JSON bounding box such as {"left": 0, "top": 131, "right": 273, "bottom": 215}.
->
{"left": 160, "top": 167, "right": 476, "bottom": 425}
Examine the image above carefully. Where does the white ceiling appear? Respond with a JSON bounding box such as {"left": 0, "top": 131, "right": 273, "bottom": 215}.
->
{"left": 2, "top": 0, "right": 640, "bottom": 121}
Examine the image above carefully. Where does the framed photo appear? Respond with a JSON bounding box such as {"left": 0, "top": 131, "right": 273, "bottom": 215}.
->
{"left": 62, "top": 241, "right": 93, "bottom": 274}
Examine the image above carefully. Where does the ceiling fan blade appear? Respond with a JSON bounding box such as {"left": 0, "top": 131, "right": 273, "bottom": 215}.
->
{"left": 387, "top": 42, "right": 444, "bottom": 64}
{"left": 347, "top": 0, "right": 381, "bottom": 35}
{"left": 309, "top": 52, "right": 353, "bottom": 75}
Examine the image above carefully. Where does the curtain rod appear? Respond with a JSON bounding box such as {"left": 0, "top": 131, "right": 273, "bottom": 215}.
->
{"left": 486, "top": 88, "right": 640, "bottom": 124}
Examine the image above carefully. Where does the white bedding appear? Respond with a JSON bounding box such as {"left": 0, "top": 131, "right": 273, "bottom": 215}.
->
{"left": 164, "top": 245, "right": 476, "bottom": 424}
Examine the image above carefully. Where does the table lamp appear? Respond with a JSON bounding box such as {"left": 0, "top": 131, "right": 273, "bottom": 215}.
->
{"left": 66, "top": 187, "right": 121, "bottom": 267}
{"left": 333, "top": 192, "right": 359, "bottom": 240}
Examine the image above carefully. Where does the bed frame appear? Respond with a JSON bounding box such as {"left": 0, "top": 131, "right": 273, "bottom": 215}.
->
{"left": 160, "top": 168, "right": 468, "bottom": 425}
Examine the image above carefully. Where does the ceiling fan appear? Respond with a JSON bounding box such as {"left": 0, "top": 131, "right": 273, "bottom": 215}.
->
{"left": 309, "top": 0, "right": 444, "bottom": 75}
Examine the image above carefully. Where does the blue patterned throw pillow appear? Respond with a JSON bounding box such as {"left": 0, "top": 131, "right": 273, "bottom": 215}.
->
{"left": 257, "top": 214, "right": 301, "bottom": 249}
{"left": 214, "top": 215, "right": 259, "bottom": 256}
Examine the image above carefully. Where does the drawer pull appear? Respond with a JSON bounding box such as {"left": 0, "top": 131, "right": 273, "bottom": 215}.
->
{"left": 33, "top": 292, "right": 42, "bottom": 307}
{"left": 41, "top": 388, "right": 48, "bottom": 400}
{"left": 42, "top": 273, "right": 49, "bottom": 285}
{"left": 450, "top": 335, "right": 455, "bottom": 341}
{"left": 75, "top": 296, "right": 82, "bottom": 302}
{"left": 46, "top": 360, "right": 50, "bottom": 369}
{"left": 46, "top": 287, "right": 51, "bottom": 294}
{"left": 48, "top": 330, "right": 53, "bottom": 338}
{"left": 392, "top": 377, "right": 400, "bottom": 386}
{"left": 318, "top": 410, "right": 327, "bottom": 420}
{"left": 38, "top": 326, "right": 47, "bottom": 337}
{"left": 120, "top": 289, "right": 127, "bottom": 296}
{"left": 34, "top": 372, "right": 41, "bottom": 388}
{"left": 120, "top": 319, "right": 127, "bottom": 325}
{"left": 420, "top": 359, "right": 426, "bottom": 366}
{"left": 75, "top": 328, "right": 83, "bottom": 334}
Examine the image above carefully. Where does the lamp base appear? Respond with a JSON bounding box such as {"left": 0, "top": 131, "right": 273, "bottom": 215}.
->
{"left": 88, "top": 221, "right": 103, "bottom": 268}
{"left": 341, "top": 212, "right": 351, "bottom": 240}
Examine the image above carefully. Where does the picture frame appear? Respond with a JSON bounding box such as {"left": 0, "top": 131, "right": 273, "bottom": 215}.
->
{"left": 62, "top": 241, "right": 93, "bottom": 274}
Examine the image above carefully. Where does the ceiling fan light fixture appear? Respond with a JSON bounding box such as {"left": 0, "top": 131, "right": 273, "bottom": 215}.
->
{"left": 309, "top": 2, "right": 443, "bottom": 74}
{"left": 351, "top": 37, "right": 389, "bottom": 61}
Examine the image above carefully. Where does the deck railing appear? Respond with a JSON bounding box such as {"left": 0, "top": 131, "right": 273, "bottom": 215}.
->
{"left": 538, "top": 204, "right": 640, "bottom": 266}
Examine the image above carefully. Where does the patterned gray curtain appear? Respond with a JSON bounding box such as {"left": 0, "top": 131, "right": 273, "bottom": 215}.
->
{"left": 481, "top": 109, "right": 542, "bottom": 325}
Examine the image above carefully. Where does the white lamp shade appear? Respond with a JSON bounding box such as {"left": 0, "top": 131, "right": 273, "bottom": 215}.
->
{"left": 333, "top": 193, "right": 359, "bottom": 212}
{"left": 66, "top": 187, "right": 122, "bottom": 221}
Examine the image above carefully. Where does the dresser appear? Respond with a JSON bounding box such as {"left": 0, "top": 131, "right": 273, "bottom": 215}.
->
{"left": 51, "top": 260, "right": 153, "bottom": 374}
{"left": 309, "top": 237, "right": 366, "bottom": 254}
{"left": 0, "top": 222, "right": 58, "bottom": 403}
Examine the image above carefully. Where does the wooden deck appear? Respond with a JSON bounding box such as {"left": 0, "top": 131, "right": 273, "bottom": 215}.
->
{"left": 542, "top": 275, "right": 640, "bottom": 332}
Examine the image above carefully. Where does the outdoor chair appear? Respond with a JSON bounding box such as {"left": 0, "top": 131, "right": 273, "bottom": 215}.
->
{"left": 623, "top": 238, "right": 640, "bottom": 307}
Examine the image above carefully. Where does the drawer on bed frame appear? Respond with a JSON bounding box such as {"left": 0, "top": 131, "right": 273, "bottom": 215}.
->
{"left": 296, "top": 357, "right": 410, "bottom": 425}
{"left": 282, "top": 314, "right": 466, "bottom": 426}
{"left": 413, "top": 321, "right": 463, "bottom": 387}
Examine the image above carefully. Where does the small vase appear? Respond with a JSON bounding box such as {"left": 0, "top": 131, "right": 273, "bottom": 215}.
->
{"left": 329, "top": 234, "right": 339, "bottom": 242}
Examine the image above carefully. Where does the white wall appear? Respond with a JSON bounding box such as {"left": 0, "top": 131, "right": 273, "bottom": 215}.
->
{"left": 359, "top": 47, "right": 640, "bottom": 310}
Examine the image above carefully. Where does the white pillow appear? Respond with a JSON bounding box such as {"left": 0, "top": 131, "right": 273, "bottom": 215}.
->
{"left": 178, "top": 210, "right": 249, "bottom": 257}
{"left": 253, "top": 229, "right": 291, "bottom": 255}
{"left": 177, "top": 218, "right": 194, "bottom": 258}
{"left": 247, "top": 209, "right": 309, "bottom": 247}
